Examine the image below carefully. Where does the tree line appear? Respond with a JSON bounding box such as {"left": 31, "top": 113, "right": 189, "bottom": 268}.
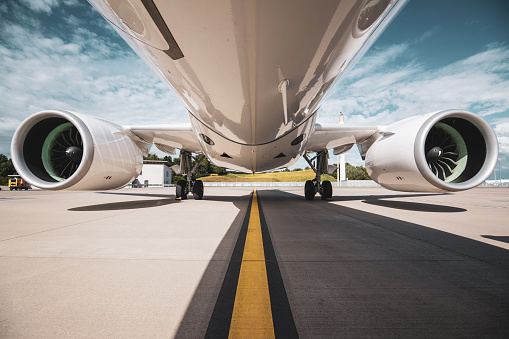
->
{"left": 332, "top": 162, "right": 371, "bottom": 180}
{"left": 0, "top": 154, "right": 15, "bottom": 185}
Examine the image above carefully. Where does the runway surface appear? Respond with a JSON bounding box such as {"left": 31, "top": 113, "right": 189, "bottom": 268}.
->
{"left": 0, "top": 186, "right": 508, "bottom": 338}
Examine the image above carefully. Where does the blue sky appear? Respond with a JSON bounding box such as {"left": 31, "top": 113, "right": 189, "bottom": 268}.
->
{"left": 0, "top": 0, "right": 508, "bottom": 179}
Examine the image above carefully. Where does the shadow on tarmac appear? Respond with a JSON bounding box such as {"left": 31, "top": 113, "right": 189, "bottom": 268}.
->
{"left": 482, "top": 235, "right": 509, "bottom": 244}
{"left": 68, "top": 198, "right": 180, "bottom": 211}
{"left": 316, "top": 191, "right": 463, "bottom": 212}
{"left": 70, "top": 190, "right": 252, "bottom": 211}
{"left": 362, "top": 199, "right": 466, "bottom": 212}
{"left": 333, "top": 192, "right": 450, "bottom": 202}
{"left": 174, "top": 188, "right": 509, "bottom": 338}
{"left": 99, "top": 191, "right": 176, "bottom": 199}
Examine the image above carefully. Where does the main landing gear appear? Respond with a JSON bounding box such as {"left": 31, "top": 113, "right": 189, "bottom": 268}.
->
{"left": 303, "top": 151, "right": 336, "bottom": 201}
{"left": 175, "top": 151, "right": 205, "bottom": 200}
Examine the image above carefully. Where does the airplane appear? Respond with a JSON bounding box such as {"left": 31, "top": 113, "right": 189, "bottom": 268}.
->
{"left": 10, "top": 0, "right": 499, "bottom": 200}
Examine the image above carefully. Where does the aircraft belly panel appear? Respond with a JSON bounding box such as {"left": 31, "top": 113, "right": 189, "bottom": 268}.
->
{"left": 189, "top": 112, "right": 316, "bottom": 173}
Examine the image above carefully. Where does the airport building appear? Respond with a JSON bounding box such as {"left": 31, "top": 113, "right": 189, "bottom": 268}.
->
{"left": 134, "top": 160, "right": 172, "bottom": 187}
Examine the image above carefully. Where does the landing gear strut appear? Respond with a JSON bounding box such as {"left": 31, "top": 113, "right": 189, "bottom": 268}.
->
{"left": 175, "top": 151, "right": 205, "bottom": 200}
{"left": 303, "top": 151, "right": 334, "bottom": 201}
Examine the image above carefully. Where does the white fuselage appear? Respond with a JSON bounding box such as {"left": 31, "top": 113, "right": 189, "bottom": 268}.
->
{"left": 89, "top": 0, "right": 406, "bottom": 172}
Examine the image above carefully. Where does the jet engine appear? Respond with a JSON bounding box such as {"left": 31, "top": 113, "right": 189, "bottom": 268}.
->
{"left": 11, "top": 110, "right": 145, "bottom": 190}
{"left": 365, "top": 110, "right": 498, "bottom": 192}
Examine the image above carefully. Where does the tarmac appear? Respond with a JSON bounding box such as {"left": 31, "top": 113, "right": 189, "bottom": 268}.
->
{"left": 0, "top": 186, "right": 508, "bottom": 338}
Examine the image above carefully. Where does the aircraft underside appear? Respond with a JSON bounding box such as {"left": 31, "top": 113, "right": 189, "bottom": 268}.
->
{"left": 10, "top": 0, "right": 499, "bottom": 200}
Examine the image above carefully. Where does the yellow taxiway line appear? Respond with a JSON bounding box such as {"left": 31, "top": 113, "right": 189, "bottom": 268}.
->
{"left": 229, "top": 190, "right": 275, "bottom": 338}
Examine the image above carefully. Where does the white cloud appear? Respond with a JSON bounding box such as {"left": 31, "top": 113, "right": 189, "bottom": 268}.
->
{"left": 63, "top": 0, "right": 80, "bottom": 6}
{"left": 494, "top": 118, "right": 509, "bottom": 155}
{"left": 20, "top": 0, "right": 59, "bottom": 14}
{"left": 413, "top": 26, "right": 441, "bottom": 44}
{"left": 19, "top": 0, "right": 79, "bottom": 13}
{"left": 344, "top": 42, "right": 411, "bottom": 80}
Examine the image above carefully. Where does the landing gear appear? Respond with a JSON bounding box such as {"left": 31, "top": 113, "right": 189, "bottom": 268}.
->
{"left": 303, "top": 151, "right": 335, "bottom": 201}
{"left": 175, "top": 151, "right": 206, "bottom": 200}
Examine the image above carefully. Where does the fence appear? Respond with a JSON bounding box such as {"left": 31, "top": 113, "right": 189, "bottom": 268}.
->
{"left": 478, "top": 181, "right": 509, "bottom": 188}
{"left": 204, "top": 180, "right": 380, "bottom": 187}
{"left": 127, "top": 180, "right": 380, "bottom": 188}
{"left": 127, "top": 180, "right": 508, "bottom": 188}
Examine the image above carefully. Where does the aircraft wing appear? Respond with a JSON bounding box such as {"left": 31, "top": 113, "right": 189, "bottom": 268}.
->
{"left": 125, "top": 122, "right": 382, "bottom": 158}
{"left": 124, "top": 123, "right": 203, "bottom": 155}
{"left": 306, "top": 123, "right": 380, "bottom": 158}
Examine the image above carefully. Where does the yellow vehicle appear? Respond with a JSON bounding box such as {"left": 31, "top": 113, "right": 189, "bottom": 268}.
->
{"left": 8, "top": 175, "right": 30, "bottom": 190}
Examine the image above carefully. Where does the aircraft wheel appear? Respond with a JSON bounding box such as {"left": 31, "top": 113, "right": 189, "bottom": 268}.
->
{"left": 305, "top": 180, "right": 315, "bottom": 200}
{"left": 176, "top": 180, "right": 187, "bottom": 199}
{"left": 321, "top": 180, "right": 332, "bottom": 200}
{"left": 193, "top": 180, "right": 204, "bottom": 200}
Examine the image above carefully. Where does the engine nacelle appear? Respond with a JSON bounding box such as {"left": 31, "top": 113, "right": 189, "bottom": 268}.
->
{"left": 365, "top": 110, "right": 498, "bottom": 192}
{"left": 11, "top": 110, "right": 144, "bottom": 190}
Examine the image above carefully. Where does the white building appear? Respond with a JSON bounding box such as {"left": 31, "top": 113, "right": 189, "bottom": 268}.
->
{"left": 134, "top": 160, "right": 172, "bottom": 187}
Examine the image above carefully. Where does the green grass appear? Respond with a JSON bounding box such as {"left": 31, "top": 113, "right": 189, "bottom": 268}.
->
{"left": 199, "top": 170, "right": 336, "bottom": 182}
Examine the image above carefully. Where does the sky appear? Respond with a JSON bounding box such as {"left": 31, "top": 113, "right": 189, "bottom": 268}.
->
{"left": 0, "top": 0, "right": 508, "bottom": 179}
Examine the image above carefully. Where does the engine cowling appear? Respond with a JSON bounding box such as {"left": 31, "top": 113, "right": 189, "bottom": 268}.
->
{"left": 365, "top": 110, "right": 498, "bottom": 192}
{"left": 11, "top": 110, "right": 144, "bottom": 190}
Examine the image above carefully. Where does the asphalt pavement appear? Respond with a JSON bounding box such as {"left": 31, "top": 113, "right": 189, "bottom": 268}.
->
{"left": 1, "top": 186, "right": 508, "bottom": 338}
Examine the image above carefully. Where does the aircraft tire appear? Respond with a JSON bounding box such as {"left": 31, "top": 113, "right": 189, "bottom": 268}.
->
{"left": 193, "top": 180, "right": 204, "bottom": 200}
{"left": 176, "top": 180, "right": 187, "bottom": 199}
{"left": 321, "top": 180, "right": 332, "bottom": 200}
{"left": 305, "top": 180, "right": 315, "bottom": 200}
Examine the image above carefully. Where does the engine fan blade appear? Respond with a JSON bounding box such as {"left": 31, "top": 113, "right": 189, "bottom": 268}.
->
{"left": 424, "top": 122, "right": 468, "bottom": 183}
{"left": 42, "top": 122, "right": 83, "bottom": 181}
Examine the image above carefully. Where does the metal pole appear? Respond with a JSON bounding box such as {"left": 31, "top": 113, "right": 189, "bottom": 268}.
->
{"left": 339, "top": 112, "right": 346, "bottom": 182}
{"left": 337, "top": 154, "right": 339, "bottom": 185}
